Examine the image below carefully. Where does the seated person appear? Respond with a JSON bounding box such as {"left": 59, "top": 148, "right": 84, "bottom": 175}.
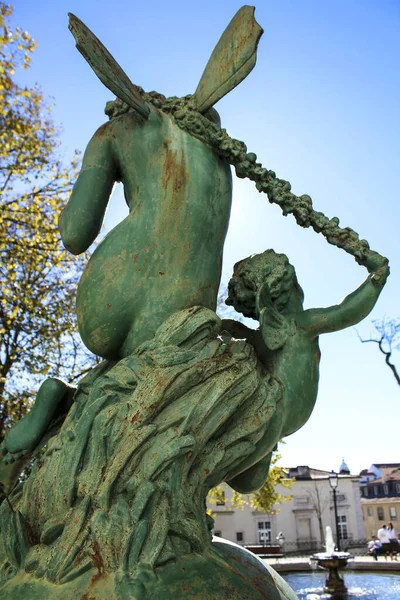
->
{"left": 367, "top": 535, "right": 382, "bottom": 561}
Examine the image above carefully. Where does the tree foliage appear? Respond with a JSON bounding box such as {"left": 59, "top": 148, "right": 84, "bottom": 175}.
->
{"left": 0, "top": 4, "right": 94, "bottom": 440}
{"left": 359, "top": 318, "right": 400, "bottom": 387}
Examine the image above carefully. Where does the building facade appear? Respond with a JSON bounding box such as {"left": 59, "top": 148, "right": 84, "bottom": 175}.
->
{"left": 360, "top": 463, "right": 400, "bottom": 539}
{"left": 208, "top": 465, "right": 365, "bottom": 553}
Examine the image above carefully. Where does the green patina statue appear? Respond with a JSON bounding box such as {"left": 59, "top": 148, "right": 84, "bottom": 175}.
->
{"left": 60, "top": 102, "right": 232, "bottom": 360}
{"left": 0, "top": 6, "right": 389, "bottom": 600}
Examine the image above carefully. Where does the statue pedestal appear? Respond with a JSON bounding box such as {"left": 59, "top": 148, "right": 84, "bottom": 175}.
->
{"left": 0, "top": 308, "right": 290, "bottom": 599}
{"left": 0, "top": 539, "right": 296, "bottom": 599}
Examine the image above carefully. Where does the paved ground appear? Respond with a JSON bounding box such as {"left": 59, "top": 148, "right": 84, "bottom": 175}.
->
{"left": 264, "top": 555, "right": 400, "bottom": 573}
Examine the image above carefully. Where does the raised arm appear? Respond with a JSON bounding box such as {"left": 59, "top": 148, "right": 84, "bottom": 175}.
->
{"left": 300, "top": 253, "right": 389, "bottom": 337}
{"left": 58, "top": 122, "right": 117, "bottom": 254}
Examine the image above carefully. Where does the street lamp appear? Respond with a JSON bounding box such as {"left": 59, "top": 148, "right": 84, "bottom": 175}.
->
{"left": 329, "top": 470, "right": 341, "bottom": 551}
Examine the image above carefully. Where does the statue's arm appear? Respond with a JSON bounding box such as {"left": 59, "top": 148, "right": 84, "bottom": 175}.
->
{"left": 59, "top": 123, "right": 117, "bottom": 254}
{"left": 300, "top": 255, "right": 389, "bottom": 337}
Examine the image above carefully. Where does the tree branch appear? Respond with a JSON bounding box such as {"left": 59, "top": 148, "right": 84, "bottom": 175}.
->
{"left": 378, "top": 336, "right": 400, "bottom": 386}
{"left": 358, "top": 331, "right": 400, "bottom": 386}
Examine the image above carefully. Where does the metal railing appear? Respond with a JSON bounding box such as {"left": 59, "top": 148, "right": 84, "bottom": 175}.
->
{"left": 243, "top": 539, "right": 372, "bottom": 558}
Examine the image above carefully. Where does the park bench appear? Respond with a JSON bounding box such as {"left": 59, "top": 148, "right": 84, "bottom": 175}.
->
{"left": 244, "top": 544, "right": 283, "bottom": 558}
{"left": 370, "top": 543, "right": 399, "bottom": 559}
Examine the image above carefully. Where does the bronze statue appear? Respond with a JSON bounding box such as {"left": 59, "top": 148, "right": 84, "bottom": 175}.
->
{"left": 0, "top": 7, "right": 389, "bottom": 600}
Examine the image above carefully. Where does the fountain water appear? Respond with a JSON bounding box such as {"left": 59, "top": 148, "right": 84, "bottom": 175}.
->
{"left": 310, "top": 526, "right": 354, "bottom": 595}
{"left": 325, "top": 527, "right": 335, "bottom": 555}
{"left": 283, "top": 571, "right": 400, "bottom": 600}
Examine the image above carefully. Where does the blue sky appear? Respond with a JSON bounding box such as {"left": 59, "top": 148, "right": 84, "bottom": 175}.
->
{"left": 13, "top": 1, "right": 400, "bottom": 475}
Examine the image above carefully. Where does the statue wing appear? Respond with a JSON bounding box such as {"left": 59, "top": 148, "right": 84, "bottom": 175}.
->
{"left": 193, "top": 6, "right": 263, "bottom": 114}
{"left": 260, "top": 303, "right": 290, "bottom": 351}
{"left": 68, "top": 13, "right": 150, "bottom": 119}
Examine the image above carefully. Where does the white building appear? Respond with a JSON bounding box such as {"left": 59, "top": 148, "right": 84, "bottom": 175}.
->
{"left": 208, "top": 464, "right": 365, "bottom": 553}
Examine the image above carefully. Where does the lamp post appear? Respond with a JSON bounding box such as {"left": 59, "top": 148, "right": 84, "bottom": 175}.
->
{"left": 329, "top": 470, "right": 341, "bottom": 551}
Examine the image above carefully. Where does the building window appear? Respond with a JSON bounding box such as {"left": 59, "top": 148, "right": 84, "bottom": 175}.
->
{"left": 377, "top": 507, "right": 385, "bottom": 521}
{"left": 216, "top": 491, "right": 225, "bottom": 506}
{"left": 214, "top": 530, "right": 221, "bottom": 537}
{"left": 294, "top": 496, "right": 309, "bottom": 505}
{"left": 367, "top": 507, "right": 373, "bottom": 517}
{"left": 374, "top": 486, "right": 378, "bottom": 495}
{"left": 236, "top": 532, "right": 244, "bottom": 542}
{"left": 396, "top": 484, "right": 400, "bottom": 494}
{"left": 364, "top": 488, "right": 369, "bottom": 497}
{"left": 337, "top": 515, "right": 348, "bottom": 540}
{"left": 257, "top": 521, "right": 271, "bottom": 544}
{"left": 383, "top": 484, "right": 389, "bottom": 495}
{"left": 390, "top": 507, "right": 397, "bottom": 521}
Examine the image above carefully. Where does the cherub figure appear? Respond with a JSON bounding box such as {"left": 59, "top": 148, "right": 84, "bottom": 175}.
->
{"left": 223, "top": 248, "right": 389, "bottom": 493}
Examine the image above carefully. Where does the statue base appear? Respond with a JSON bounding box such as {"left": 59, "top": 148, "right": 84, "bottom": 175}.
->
{"left": 0, "top": 307, "right": 291, "bottom": 599}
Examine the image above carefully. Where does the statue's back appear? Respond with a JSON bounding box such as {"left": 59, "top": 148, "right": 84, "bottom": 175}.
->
{"left": 76, "top": 108, "right": 233, "bottom": 359}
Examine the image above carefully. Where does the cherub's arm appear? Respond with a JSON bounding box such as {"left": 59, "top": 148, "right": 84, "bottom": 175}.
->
{"left": 59, "top": 122, "right": 117, "bottom": 255}
{"left": 300, "top": 253, "right": 389, "bottom": 337}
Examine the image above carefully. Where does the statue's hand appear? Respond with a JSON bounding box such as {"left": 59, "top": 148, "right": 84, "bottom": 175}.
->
{"left": 365, "top": 250, "right": 389, "bottom": 274}
{"left": 372, "top": 263, "right": 390, "bottom": 287}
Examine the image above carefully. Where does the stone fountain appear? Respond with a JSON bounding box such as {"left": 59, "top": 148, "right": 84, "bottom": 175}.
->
{"left": 311, "top": 526, "right": 354, "bottom": 596}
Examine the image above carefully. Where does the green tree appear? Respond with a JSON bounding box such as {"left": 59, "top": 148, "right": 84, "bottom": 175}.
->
{"left": 0, "top": 4, "right": 94, "bottom": 440}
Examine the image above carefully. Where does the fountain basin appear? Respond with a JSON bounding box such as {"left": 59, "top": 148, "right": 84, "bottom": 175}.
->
{"left": 311, "top": 553, "right": 354, "bottom": 567}
{"left": 310, "top": 552, "right": 354, "bottom": 595}
{"left": 283, "top": 570, "right": 400, "bottom": 599}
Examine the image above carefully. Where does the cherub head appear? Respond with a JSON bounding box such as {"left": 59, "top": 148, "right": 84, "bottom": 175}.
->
{"left": 226, "top": 250, "right": 304, "bottom": 321}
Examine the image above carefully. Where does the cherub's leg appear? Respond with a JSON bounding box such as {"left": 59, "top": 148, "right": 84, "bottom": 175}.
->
{"left": 227, "top": 453, "right": 273, "bottom": 494}
{"left": 1, "top": 378, "right": 76, "bottom": 461}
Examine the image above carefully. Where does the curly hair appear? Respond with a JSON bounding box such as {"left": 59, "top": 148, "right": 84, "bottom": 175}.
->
{"left": 226, "top": 250, "right": 303, "bottom": 320}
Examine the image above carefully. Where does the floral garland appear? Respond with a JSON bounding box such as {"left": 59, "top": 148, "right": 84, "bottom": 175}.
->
{"left": 105, "top": 92, "right": 387, "bottom": 270}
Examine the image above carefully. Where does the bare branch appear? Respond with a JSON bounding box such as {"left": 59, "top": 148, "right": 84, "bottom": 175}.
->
{"left": 358, "top": 320, "right": 400, "bottom": 387}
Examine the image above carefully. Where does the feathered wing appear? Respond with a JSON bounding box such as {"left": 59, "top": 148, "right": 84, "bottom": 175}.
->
{"left": 68, "top": 13, "right": 150, "bottom": 119}
{"left": 193, "top": 6, "right": 264, "bottom": 114}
